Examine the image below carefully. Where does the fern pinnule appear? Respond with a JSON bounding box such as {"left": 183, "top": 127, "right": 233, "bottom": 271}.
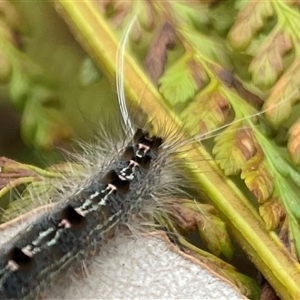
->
{"left": 227, "top": 2, "right": 274, "bottom": 51}
{"left": 229, "top": 1, "right": 300, "bottom": 128}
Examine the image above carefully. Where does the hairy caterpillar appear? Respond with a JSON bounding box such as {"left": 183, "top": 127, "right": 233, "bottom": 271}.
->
{"left": 1, "top": 2, "right": 300, "bottom": 300}
{"left": 0, "top": 8, "right": 237, "bottom": 300}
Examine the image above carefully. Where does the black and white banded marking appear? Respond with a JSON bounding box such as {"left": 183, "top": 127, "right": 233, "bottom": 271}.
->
{"left": 0, "top": 129, "right": 163, "bottom": 300}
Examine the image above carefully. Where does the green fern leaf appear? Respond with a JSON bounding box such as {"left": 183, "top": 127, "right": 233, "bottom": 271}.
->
{"left": 159, "top": 54, "right": 207, "bottom": 105}
{"left": 181, "top": 86, "right": 231, "bottom": 137}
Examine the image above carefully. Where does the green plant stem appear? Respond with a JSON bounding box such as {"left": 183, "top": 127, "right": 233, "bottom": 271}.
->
{"left": 0, "top": 177, "right": 37, "bottom": 199}
{"left": 53, "top": 1, "right": 300, "bottom": 298}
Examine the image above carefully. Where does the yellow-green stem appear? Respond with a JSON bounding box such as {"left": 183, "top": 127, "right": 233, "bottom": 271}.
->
{"left": 53, "top": 1, "right": 300, "bottom": 298}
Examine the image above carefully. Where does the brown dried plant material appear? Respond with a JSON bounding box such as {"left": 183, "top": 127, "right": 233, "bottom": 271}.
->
{"left": 235, "top": 128, "right": 257, "bottom": 161}
{"left": 144, "top": 22, "right": 176, "bottom": 84}
{"left": 0, "top": 157, "right": 38, "bottom": 188}
{"left": 169, "top": 202, "right": 217, "bottom": 231}
{"left": 231, "top": 79, "right": 264, "bottom": 110}
{"left": 288, "top": 118, "right": 300, "bottom": 165}
{"left": 102, "top": 1, "right": 131, "bottom": 29}
{"left": 211, "top": 64, "right": 264, "bottom": 109}
{"left": 241, "top": 148, "right": 274, "bottom": 203}
{"left": 263, "top": 58, "right": 300, "bottom": 127}
{"left": 184, "top": 248, "right": 256, "bottom": 299}
{"left": 249, "top": 31, "right": 293, "bottom": 89}
{"left": 227, "top": 2, "right": 273, "bottom": 50}
{"left": 259, "top": 198, "right": 286, "bottom": 231}
{"left": 188, "top": 58, "right": 207, "bottom": 92}
{"left": 278, "top": 217, "right": 299, "bottom": 261}
{"left": 101, "top": 0, "right": 155, "bottom": 42}
{"left": 170, "top": 203, "right": 202, "bottom": 231}
{"left": 260, "top": 281, "right": 280, "bottom": 300}
{"left": 214, "top": 125, "right": 274, "bottom": 203}
{"left": 0, "top": 158, "right": 75, "bottom": 221}
{"left": 211, "top": 65, "right": 235, "bottom": 88}
{"left": 169, "top": 201, "right": 233, "bottom": 260}
{"left": 278, "top": 219, "right": 292, "bottom": 252}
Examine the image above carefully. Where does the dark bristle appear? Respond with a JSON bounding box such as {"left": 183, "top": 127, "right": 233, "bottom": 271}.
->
{"left": 133, "top": 128, "right": 145, "bottom": 144}
{"left": 123, "top": 146, "right": 135, "bottom": 160}
{"left": 102, "top": 170, "right": 130, "bottom": 194}
{"left": 8, "top": 247, "right": 32, "bottom": 268}
{"left": 153, "top": 137, "right": 163, "bottom": 152}
{"left": 133, "top": 129, "right": 162, "bottom": 152}
{"left": 135, "top": 154, "right": 152, "bottom": 169}
{"left": 61, "top": 205, "right": 85, "bottom": 226}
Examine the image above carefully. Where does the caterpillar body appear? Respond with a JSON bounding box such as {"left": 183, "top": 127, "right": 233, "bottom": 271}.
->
{"left": 0, "top": 14, "right": 196, "bottom": 294}
{"left": 0, "top": 128, "right": 174, "bottom": 299}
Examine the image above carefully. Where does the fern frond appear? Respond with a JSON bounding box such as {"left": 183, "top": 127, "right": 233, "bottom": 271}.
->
{"left": 2, "top": 1, "right": 300, "bottom": 298}
{"left": 168, "top": 200, "right": 233, "bottom": 260}
{"left": 52, "top": 1, "right": 300, "bottom": 299}
{"left": 213, "top": 124, "right": 255, "bottom": 176}
{"left": 229, "top": 1, "right": 300, "bottom": 128}
{"left": 159, "top": 54, "right": 208, "bottom": 105}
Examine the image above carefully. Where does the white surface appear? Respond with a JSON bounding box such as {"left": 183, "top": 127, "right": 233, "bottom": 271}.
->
{"left": 0, "top": 210, "right": 244, "bottom": 299}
